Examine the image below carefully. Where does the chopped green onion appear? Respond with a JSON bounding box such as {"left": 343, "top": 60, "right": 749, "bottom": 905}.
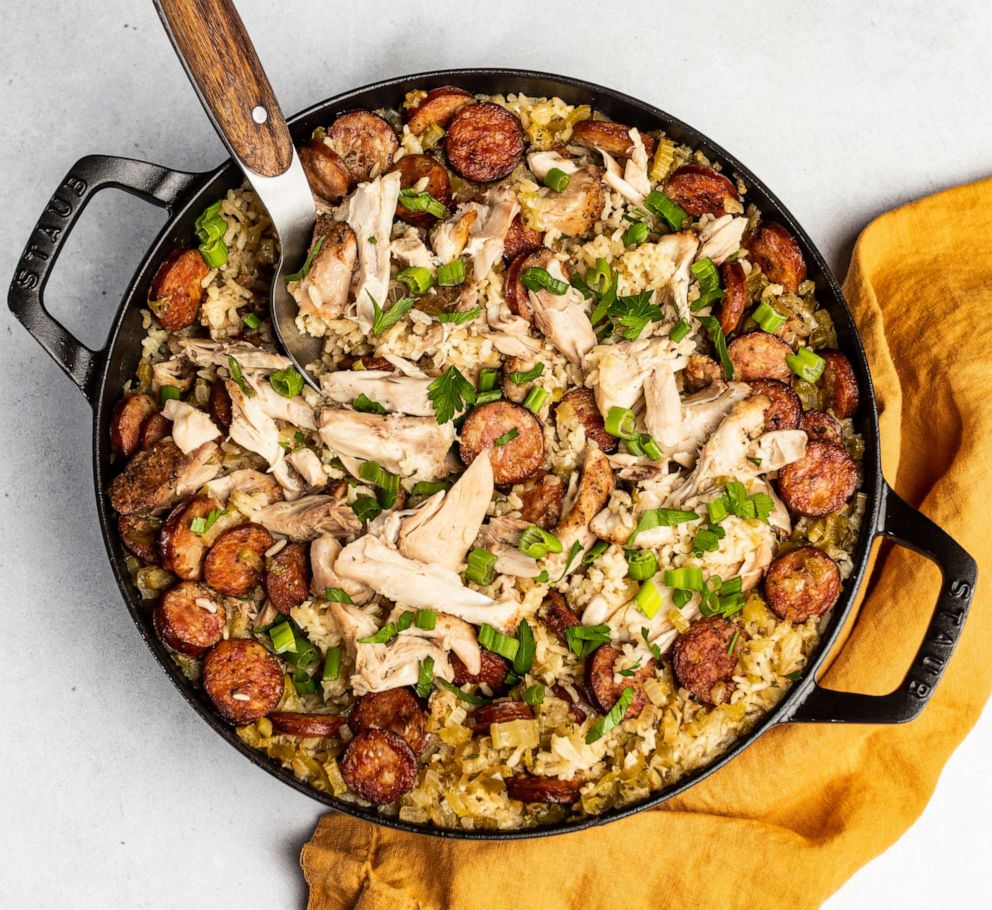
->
{"left": 670, "top": 318, "right": 692, "bottom": 343}
{"left": 513, "top": 620, "right": 536, "bottom": 674}
{"left": 398, "top": 188, "right": 448, "bottom": 219}
{"left": 509, "top": 362, "right": 545, "bottom": 384}
{"left": 626, "top": 549, "right": 657, "bottom": 581}
{"left": 523, "top": 683, "right": 546, "bottom": 706}
{"left": 543, "top": 167, "right": 571, "bottom": 192}
{"left": 638, "top": 434, "right": 663, "bottom": 461}
{"left": 664, "top": 566, "right": 705, "bottom": 591}
{"left": 522, "top": 386, "right": 549, "bottom": 413}
{"left": 494, "top": 427, "right": 519, "bottom": 447}
{"left": 625, "top": 435, "right": 645, "bottom": 458}
{"left": 564, "top": 623, "right": 612, "bottom": 658}
{"left": 673, "top": 588, "right": 693, "bottom": 608}
{"left": 787, "top": 347, "right": 826, "bottom": 382}
{"left": 291, "top": 668, "right": 318, "bottom": 695}
{"left": 475, "top": 389, "right": 503, "bottom": 405}
{"left": 196, "top": 216, "right": 226, "bottom": 245}
{"left": 478, "top": 623, "right": 519, "bottom": 662}
{"left": 750, "top": 492, "right": 774, "bottom": 523}
{"left": 465, "top": 548, "right": 498, "bottom": 586}
{"left": 583, "top": 540, "right": 610, "bottom": 565}
{"left": 284, "top": 236, "right": 324, "bottom": 282}
{"left": 358, "top": 612, "right": 413, "bottom": 645}
{"left": 198, "top": 237, "right": 229, "bottom": 269}
{"left": 411, "top": 478, "right": 454, "bottom": 496}
{"left": 518, "top": 525, "right": 563, "bottom": 559}
{"left": 692, "top": 526, "right": 724, "bottom": 555}
{"left": 697, "top": 315, "right": 734, "bottom": 380}
{"left": 242, "top": 312, "right": 261, "bottom": 330}
{"left": 690, "top": 258, "right": 725, "bottom": 311}
{"left": 368, "top": 292, "right": 415, "bottom": 336}
{"left": 585, "top": 686, "right": 634, "bottom": 743}
{"left": 194, "top": 200, "right": 222, "bottom": 232}
{"left": 416, "top": 656, "right": 434, "bottom": 699}
{"left": 707, "top": 497, "right": 729, "bottom": 524}
{"left": 478, "top": 367, "right": 499, "bottom": 392}
{"left": 753, "top": 301, "right": 787, "bottom": 333}
{"left": 189, "top": 508, "right": 225, "bottom": 535}
{"left": 589, "top": 267, "right": 619, "bottom": 326}
{"left": 635, "top": 578, "right": 664, "bottom": 618}
{"left": 644, "top": 190, "right": 689, "bottom": 231}
{"left": 269, "top": 621, "right": 297, "bottom": 654}
{"left": 269, "top": 367, "right": 304, "bottom": 398}
{"left": 351, "top": 495, "right": 382, "bottom": 523}
{"left": 627, "top": 508, "right": 699, "bottom": 546}
{"left": 324, "top": 588, "right": 354, "bottom": 604}
{"left": 623, "top": 221, "right": 649, "bottom": 247}
{"left": 322, "top": 646, "right": 342, "bottom": 681}
{"left": 396, "top": 266, "right": 434, "bottom": 295}
{"left": 437, "top": 306, "right": 481, "bottom": 325}
{"left": 436, "top": 678, "right": 490, "bottom": 705}
{"left": 225, "top": 355, "right": 254, "bottom": 398}
{"left": 587, "top": 258, "right": 612, "bottom": 295}
{"left": 437, "top": 259, "right": 466, "bottom": 287}
{"left": 521, "top": 266, "right": 568, "bottom": 295}
{"left": 159, "top": 384, "right": 182, "bottom": 404}
{"left": 414, "top": 609, "right": 437, "bottom": 631}
{"left": 353, "top": 393, "right": 386, "bottom": 414}
{"left": 604, "top": 406, "right": 637, "bottom": 440}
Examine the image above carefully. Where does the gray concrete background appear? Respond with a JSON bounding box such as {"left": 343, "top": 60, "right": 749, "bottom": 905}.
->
{"left": 1, "top": 2, "right": 989, "bottom": 907}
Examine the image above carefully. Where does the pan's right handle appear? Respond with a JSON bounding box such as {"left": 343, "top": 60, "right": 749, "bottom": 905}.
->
{"left": 7, "top": 155, "right": 199, "bottom": 404}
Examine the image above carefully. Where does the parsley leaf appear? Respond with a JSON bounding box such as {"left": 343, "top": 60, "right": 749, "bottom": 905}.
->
{"left": 437, "top": 306, "right": 481, "bottom": 325}
{"left": 368, "top": 291, "right": 415, "bottom": 336}
{"left": 608, "top": 291, "right": 664, "bottom": 340}
{"left": 427, "top": 366, "right": 476, "bottom": 424}
{"left": 284, "top": 236, "right": 324, "bottom": 282}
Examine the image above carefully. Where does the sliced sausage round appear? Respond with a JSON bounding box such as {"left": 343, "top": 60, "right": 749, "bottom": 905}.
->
{"left": 445, "top": 102, "right": 524, "bottom": 183}
{"left": 502, "top": 214, "right": 544, "bottom": 262}
{"left": 800, "top": 409, "right": 843, "bottom": 446}
{"left": 340, "top": 728, "right": 418, "bottom": 805}
{"left": 718, "top": 259, "right": 747, "bottom": 335}
{"left": 515, "top": 472, "right": 565, "bottom": 530}
{"left": 467, "top": 701, "right": 534, "bottom": 734}
{"left": 571, "top": 120, "right": 656, "bottom": 158}
{"left": 683, "top": 355, "right": 722, "bottom": 391}
{"left": 749, "top": 379, "right": 801, "bottom": 431}
{"left": 264, "top": 541, "right": 311, "bottom": 613}
{"left": 203, "top": 523, "right": 275, "bottom": 596}
{"left": 555, "top": 386, "right": 618, "bottom": 454}
{"left": 299, "top": 139, "right": 352, "bottom": 200}
{"left": 551, "top": 684, "right": 588, "bottom": 724}
{"left": 353, "top": 355, "right": 395, "bottom": 372}
{"left": 406, "top": 85, "right": 475, "bottom": 135}
{"left": 505, "top": 774, "right": 583, "bottom": 805}
{"left": 153, "top": 581, "right": 226, "bottom": 657}
{"left": 585, "top": 644, "right": 650, "bottom": 721}
{"left": 140, "top": 412, "right": 172, "bottom": 450}
{"left": 107, "top": 439, "right": 183, "bottom": 517}
{"left": 203, "top": 638, "right": 284, "bottom": 724}
{"left": 111, "top": 393, "right": 158, "bottom": 459}
{"left": 148, "top": 248, "right": 209, "bottom": 330}
{"left": 209, "top": 379, "right": 233, "bottom": 433}
{"left": 764, "top": 546, "right": 842, "bottom": 623}
{"left": 665, "top": 164, "right": 740, "bottom": 218}
{"left": 541, "top": 590, "right": 581, "bottom": 645}
{"left": 747, "top": 222, "right": 807, "bottom": 293}
{"left": 459, "top": 401, "right": 545, "bottom": 485}
{"left": 387, "top": 154, "right": 452, "bottom": 228}
{"left": 349, "top": 688, "right": 430, "bottom": 755}
{"left": 728, "top": 331, "right": 793, "bottom": 382}
{"left": 504, "top": 249, "right": 555, "bottom": 322}
{"left": 672, "top": 616, "right": 744, "bottom": 706}
{"left": 451, "top": 649, "right": 510, "bottom": 690}
{"left": 268, "top": 711, "right": 347, "bottom": 739}
{"left": 777, "top": 439, "right": 858, "bottom": 517}
{"left": 118, "top": 513, "right": 162, "bottom": 564}
{"left": 160, "top": 496, "right": 220, "bottom": 581}
{"left": 819, "top": 350, "right": 859, "bottom": 419}
{"left": 325, "top": 110, "right": 399, "bottom": 184}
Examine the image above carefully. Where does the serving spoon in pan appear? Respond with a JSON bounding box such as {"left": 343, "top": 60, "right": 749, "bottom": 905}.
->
{"left": 154, "top": 0, "right": 323, "bottom": 388}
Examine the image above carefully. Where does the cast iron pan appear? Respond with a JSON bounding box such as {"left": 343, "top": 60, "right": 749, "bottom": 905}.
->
{"left": 7, "top": 69, "right": 978, "bottom": 839}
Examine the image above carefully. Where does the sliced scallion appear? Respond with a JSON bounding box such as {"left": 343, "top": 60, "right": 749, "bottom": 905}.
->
{"left": 270, "top": 621, "right": 297, "bottom": 654}
{"left": 521, "top": 267, "right": 568, "bottom": 295}
{"left": 159, "top": 384, "right": 182, "bottom": 404}
{"left": 465, "top": 548, "right": 498, "bottom": 586}
{"left": 644, "top": 190, "right": 689, "bottom": 231}
{"left": 543, "top": 168, "right": 571, "bottom": 192}
{"left": 513, "top": 619, "right": 535, "bottom": 674}
{"left": 437, "top": 259, "right": 466, "bottom": 287}
{"left": 522, "top": 386, "right": 549, "bottom": 413}
{"left": 604, "top": 406, "right": 637, "bottom": 440}
{"left": 670, "top": 318, "right": 692, "bottom": 343}
{"left": 753, "top": 300, "right": 787, "bottom": 333}
{"left": 623, "top": 220, "right": 649, "bottom": 247}
{"left": 634, "top": 578, "right": 663, "bottom": 618}
{"left": 787, "top": 347, "right": 826, "bottom": 382}
{"left": 242, "top": 312, "right": 261, "bottom": 330}
{"left": 582, "top": 539, "right": 609, "bottom": 565}
{"left": 478, "top": 623, "right": 520, "bottom": 662}
{"left": 523, "top": 683, "right": 545, "bottom": 706}
{"left": 626, "top": 549, "right": 657, "bottom": 581}
{"left": 518, "top": 525, "right": 563, "bottom": 559}
{"left": 493, "top": 427, "right": 519, "bottom": 446}
{"left": 415, "top": 609, "right": 437, "bottom": 631}
{"left": 322, "top": 646, "right": 342, "bottom": 681}
{"left": 416, "top": 656, "right": 434, "bottom": 699}
{"left": 396, "top": 266, "right": 434, "bottom": 295}
{"left": 269, "top": 367, "right": 304, "bottom": 398}
{"left": 478, "top": 367, "right": 500, "bottom": 392}
{"left": 664, "top": 566, "right": 704, "bottom": 591}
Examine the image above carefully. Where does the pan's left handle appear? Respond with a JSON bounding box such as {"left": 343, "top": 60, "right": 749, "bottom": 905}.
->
{"left": 7, "top": 155, "right": 200, "bottom": 405}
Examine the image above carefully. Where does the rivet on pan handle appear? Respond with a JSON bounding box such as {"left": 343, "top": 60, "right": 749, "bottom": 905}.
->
{"left": 6, "top": 155, "right": 199, "bottom": 404}
{"left": 785, "top": 482, "right": 977, "bottom": 724}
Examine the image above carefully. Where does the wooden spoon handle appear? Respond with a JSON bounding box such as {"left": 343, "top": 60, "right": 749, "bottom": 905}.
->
{"left": 154, "top": 0, "right": 293, "bottom": 177}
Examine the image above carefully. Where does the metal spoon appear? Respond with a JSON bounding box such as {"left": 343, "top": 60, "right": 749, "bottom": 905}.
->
{"left": 154, "top": 0, "right": 323, "bottom": 388}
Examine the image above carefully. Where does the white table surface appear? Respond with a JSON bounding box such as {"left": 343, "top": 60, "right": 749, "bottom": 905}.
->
{"left": 1, "top": 2, "right": 989, "bottom": 907}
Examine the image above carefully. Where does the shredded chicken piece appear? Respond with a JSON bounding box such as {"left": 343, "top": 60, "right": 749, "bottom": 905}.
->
{"left": 226, "top": 380, "right": 282, "bottom": 466}
{"left": 430, "top": 206, "right": 480, "bottom": 262}
{"left": 328, "top": 601, "right": 379, "bottom": 659}
{"left": 622, "top": 130, "right": 651, "bottom": 198}
{"left": 600, "top": 150, "right": 645, "bottom": 208}
{"left": 204, "top": 469, "right": 283, "bottom": 507}
{"left": 554, "top": 441, "right": 615, "bottom": 560}
{"left": 526, "top": 150, "right": 578, "bottom": 181}
{"left": 696, "top": 215, "right": 747, "bottom": 265}
{"left": 310, "top": 534, "right": 373, "bottom": 603}
{"left": 643, "top": 363, "right": 682, "bottom": 449}
{"left": 160, "top": 399, "right": 220, "bottom": 454}
{"left": 653, "top": 379, "right": 752, "bottom": 468}
{"left": 749, "top": 430, "right": 808, "bottom": 472}
{"left": 245, "top": 372, "right": 316, "bottom": 430}
{"left": 150, "top": 358, "right": 190, "bottom": 395}
{"left": 294, "top": 218, "right": 357, "bottom": 322}
{"left": 175, "top": 338, "right": 292, "bottom": 372}
{"left": 527, "top": 259, "right": 596, "bottom": 369}
{"left": 346, "top": 171, "right": 401, "bottom": 331}
{"left": 658, "top": 231, "right": 699, "bottom": 319}
{"left": 390, "top": 224, "right": 437, "bottom": 271}
{"left": 319, "top": 370, "right": 434, "bottom": 417}
{"left": 587, "top": 336, "right": 689, "bottom": 418}
{"left": 270, "top": 459, "right": 304, "bottom": 500}
{"left": 463, "top": 184, "right": 519, "bottom": 280}
{"left": 474, "top": 516, "right": 541, "bottom": 578}
{"left": 287, "top": 448, "right": 327, "bottom": 487}
{"left": 254, "top": 493, "right": 362, "bottom": 541}
{"left": 534, "top": 164, "right": 604, "bottom": 237}
{"left": 174, "top": 441, "right": 222, "bottom": 498}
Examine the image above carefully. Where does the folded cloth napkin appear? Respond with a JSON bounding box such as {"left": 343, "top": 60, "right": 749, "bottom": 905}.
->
{"left": 302, "top": 178, "right": 991, "bottom": 910}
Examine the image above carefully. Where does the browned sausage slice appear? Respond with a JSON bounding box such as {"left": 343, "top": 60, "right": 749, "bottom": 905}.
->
{"left": 148, "top": 248, "right": 209, "bottom": 331}
{"left": 268, "top": 711, "right": 347, "bottom": 739}
{"left": 764, "top": 546, "right": 842, "bottom": 622}
{"left": 502, "top": 214, "right": 544, "bottom": 261}
{"left": 451, "top": 649, "right": 510, "bottom": 690}
{"left": 119, "top": 513, "right": 162, "bottom": 563}
{"left": 571, "top": 119, "right": 656, "bottom": 158}
{"left": 160, "top": 496, "right": 220, "bottom": 581}
{"left": 514, "top": 472, "right": 565, "bottom": 530}
{"left": 406, "top": 86, "right": 475, "bottom": 135}
{"left": 747, "top": 222, "right": 807, "bottom": 293}
{"left": 728, "top": 331, "right": 793, "bottom": 382}
{"left": 340, "top": 729, "right": 418, "bottom": 805}
{"left": 107, "top": 439, "right": 184, "bottom": 517}
{"left": 551, "top": 684, "right": 588, "bottom": 724}
{"left": 800, "top": 409, "right": 843, "bottom": 446}
{"left": 111, "top": 393, "right": 158, "bottom": 459}
{"left": 203, "top": 638, "right": 284, "bottom": 724}
{"left": 387, "top": 154, "right": 452, "bottom": 228}
{"left": 325, "top": 110, "right": 399, "bottom": 184}
{"left": 777, "top": 439, "right": 858, "bottom": 517}
{"left": 505, "top": 774, "right": 583, "bottom": 805}
{"left": 718, "top": 259, "right": 747, "bottom": 335}
{"left": 140, "top": 412, "right": 172, "bottom": 450}
{"left": 459, "top": 401, "right": 545, "bottom": 485}
{"left": 466, "top": 701, "right": 534, "bottom": 733}
{"left": 665, "top": 164, "right": 740, "bottom": 217}
{"left": 540, "top": 590, "right": 582, "bottom": 645}
{"left": 209, "top": 380, "right": 232, "bottom": 433}
{"left": 819, "top": 350, "right": 859, "bottom": 419}
{"left": 349, "top": 688, "right": 430, "bottom": 755}
{"left": 672, "top": 616, "right": 744, "bottom": 706}
{"left": 353, "top": 355, "right": 396, "bottom": 372}
{"left": 203, "top": 523, "right": 275, "bottom": 596}
{"left": 748, "top": 379, "right": 801, "bottom": 431}
{"left": 153, "top": 581, "right": 226, "bottom": 657}
{"left": 555, "top": 387, "right": 618, "bottom": 454}
{"left": 445, "top": 102, "right": 524, "bottom": 183}
{"left": 585, "top": 644, "right": 651, "bottom": 720}
{"left": 299, "top": 139, "right": 352, "bottom": 200}
{"left": 264, "top": 542, "right": 311, "bottom": 613}
{"left": 683, "top": 355, "right": 722, "bottom": 391}
{"left": 504, "top": 249, "right": 555, "bottom": 322}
